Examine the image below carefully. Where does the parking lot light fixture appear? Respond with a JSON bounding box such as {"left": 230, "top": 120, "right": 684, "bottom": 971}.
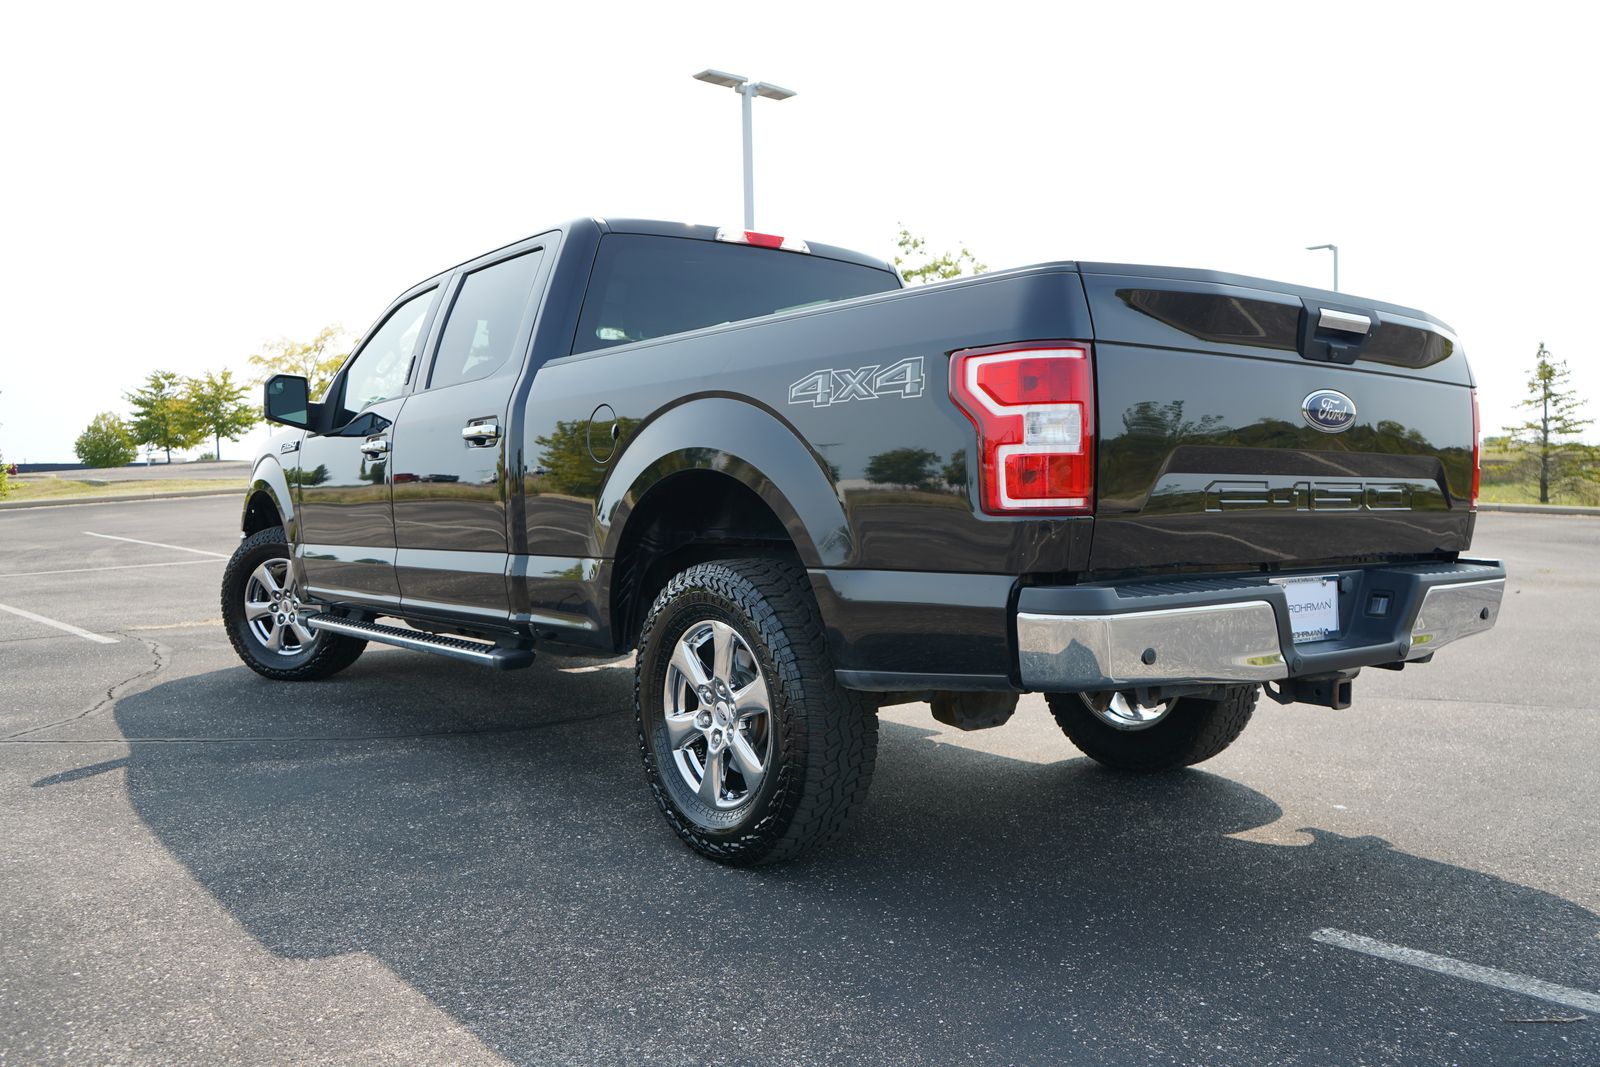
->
{"left": 692, "top": 69, "right": 797, "bottom": 230}
{"left": 1306, "top": 243, "right": 1340, "bottom": 291}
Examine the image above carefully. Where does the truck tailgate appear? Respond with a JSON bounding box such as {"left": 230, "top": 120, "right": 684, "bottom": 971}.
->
{"left": 1081, "top": 265, "right": 1475, "bottom": 573}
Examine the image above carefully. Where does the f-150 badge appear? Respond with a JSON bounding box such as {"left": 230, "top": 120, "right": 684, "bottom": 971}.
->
{"left": 789, "top": 357, "right": 925, "bottom": 407}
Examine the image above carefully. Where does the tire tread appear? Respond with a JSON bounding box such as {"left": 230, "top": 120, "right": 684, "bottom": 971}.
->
{"left": 221, "top": 526, "right": 366, "bottom": 682}
{"left": 635, "top": 557, "right": 877, "bottom": 865}
{"left": 1045, "top": 686, "right": 1257, "bottom": 773}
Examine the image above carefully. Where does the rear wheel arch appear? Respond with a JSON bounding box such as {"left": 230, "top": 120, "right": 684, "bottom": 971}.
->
{"left": 596, "top": 399, "right": 854, "bottom": 654}
{"left": 596, "top": 398, "right": 851, "bottom": 570}
{"left": 609, "top": 468, "right": 801, "bottom": 652}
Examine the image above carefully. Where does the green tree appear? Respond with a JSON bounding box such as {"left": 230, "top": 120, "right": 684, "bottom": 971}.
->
{"left": 1505, "top": 343, "right": 1597, "bottom": 504}
{"left": 184, "top": 369, "right": 259, "bottom": 460}
{"left": 941, "top": 450, "right": 967, "bottom": 490}
{"left": 126, "top": 371, "right": 201, "bottom": 462}
{"left": 532, "top": 417, "right": 639, "bottom": 497}
{"left": 248, "top": 326, "right": 349, "bottom": 400}
{"left": 894, "top": 226, "right": 987, "bottom": 285}
{"left": 74, "top": 412, "right": 138, "bottom": 468}
{"left": 865, "top": 447, "right": 940, "bottom": 490}
{"left": 287, "top": 463, "right": 330, "bottom": 487}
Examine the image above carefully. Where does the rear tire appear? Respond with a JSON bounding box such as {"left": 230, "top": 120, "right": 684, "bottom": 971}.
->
{"left": 635, "top": 558, "right": 878, "bottom": 866}
{"left": 1045, "top": 686, "right": 1258, "bottom": 773}
{"left": 221, "top": 526, "right": 366, "bottom": 681}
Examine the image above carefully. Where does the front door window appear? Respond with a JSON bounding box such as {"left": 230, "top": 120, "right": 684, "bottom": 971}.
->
{"left": 336, "top": 289, "right": 434, "bottom": 424}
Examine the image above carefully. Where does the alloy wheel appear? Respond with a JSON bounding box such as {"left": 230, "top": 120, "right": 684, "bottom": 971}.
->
{"left": 243, "top": 557, "right": 315, "bottom": 656}
{"left": 662, "top": 620, "right": 773, "bottom": 809}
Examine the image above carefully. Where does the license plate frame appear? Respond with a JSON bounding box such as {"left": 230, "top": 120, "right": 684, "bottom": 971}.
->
{"left": 1270, "top": 575, "right": 1341, "bottom": 643}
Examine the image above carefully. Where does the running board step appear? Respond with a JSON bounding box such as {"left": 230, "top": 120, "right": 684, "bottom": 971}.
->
{"left": 304, "top": 615, "right": 535, "bottom": 670}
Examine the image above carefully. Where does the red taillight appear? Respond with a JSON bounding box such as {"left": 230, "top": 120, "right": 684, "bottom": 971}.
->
{"left": 949, "top": 342, "right": 1094, "bottom": 514}
{"left": 1470, "top": 388, "right": 1481, "bottom": 510}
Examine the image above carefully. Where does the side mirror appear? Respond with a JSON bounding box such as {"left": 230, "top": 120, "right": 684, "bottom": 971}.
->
{"left": 264, "top": 374, "right": 313, "bottom": 429}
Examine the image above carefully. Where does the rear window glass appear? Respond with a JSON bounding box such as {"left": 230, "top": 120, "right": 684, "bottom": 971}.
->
{"left": 1118, "top": 288, "right": 1453, "bottom": 369}
{"left": 1360, "top": 322, "right": 1455, "bottom": 369}
{"left": 573, "top": 234, "right": 899, "bottom": 354}
{"left": 1119, "top": 288, "right": 1301, "bottom": 351}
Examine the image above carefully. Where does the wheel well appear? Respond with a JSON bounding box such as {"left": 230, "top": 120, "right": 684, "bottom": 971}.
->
{"left": 242, "top": 491, "right": 283, "bottom": 536}
{"left": 611, "top": 470, "right": 799, "bottom": 652}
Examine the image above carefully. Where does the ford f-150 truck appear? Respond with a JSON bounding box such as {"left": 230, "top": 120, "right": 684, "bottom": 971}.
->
{"left": 226, "top": 218, "right": 1505, "bottom": 865}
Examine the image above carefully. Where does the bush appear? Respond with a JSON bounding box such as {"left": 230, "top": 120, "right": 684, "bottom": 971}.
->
{"left": 0, "top": 453, "right": 9, "bottom": 498}
{"left": 74, "top": 413, "right": 138, "bottom": 468}
{"left": 195, "top": 452, "right": 216, "bottom": 462}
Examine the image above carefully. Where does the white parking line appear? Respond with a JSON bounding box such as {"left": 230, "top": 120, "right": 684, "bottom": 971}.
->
{"left": 84, "top": 532, "right": 229, "bottom": 558}
{"left": 1312, "top": 928, "right": 1600, "bottom": 1014}
{"left": 0, "top": 600, "right": 118, "bottom": 644}
{"left": 0, "top": 559, "right": 223, "bottom": 579}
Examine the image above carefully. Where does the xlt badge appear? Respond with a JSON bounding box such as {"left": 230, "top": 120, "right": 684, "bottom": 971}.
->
{"left": 1302, "top": 389, "right": 1357, "bottom": 433}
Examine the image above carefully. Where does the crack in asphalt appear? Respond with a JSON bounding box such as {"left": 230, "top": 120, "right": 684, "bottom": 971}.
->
{"left": 3, "top": 626, "right": 618, "bottom": 746}
{"left": 1, "top": 635, "right": 169, "bottom": 742}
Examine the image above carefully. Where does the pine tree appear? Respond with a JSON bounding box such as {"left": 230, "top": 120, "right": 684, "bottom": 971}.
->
{"left": 1505, "top": 344, "right": 1597, "bottom": 504}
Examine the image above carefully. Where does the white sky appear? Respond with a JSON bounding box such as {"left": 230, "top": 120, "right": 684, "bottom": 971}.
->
{"left": 1, "top": 0, "right": 1594, "bottom": 463}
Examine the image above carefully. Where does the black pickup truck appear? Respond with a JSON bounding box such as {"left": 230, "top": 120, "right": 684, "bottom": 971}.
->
{"left": 226, "top": 218, "right": 1505, "bottom": 864}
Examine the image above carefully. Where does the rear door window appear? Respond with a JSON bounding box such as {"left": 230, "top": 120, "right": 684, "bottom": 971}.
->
{"left": 573, "top": 235, "right": 899, "bottom": 354}
{"left": 428, "top": 248, "right": 546, "bottom": 389}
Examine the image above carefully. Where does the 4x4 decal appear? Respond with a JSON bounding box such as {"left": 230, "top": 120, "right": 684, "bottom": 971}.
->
{"left": 788, "top": 357, "right": 925, "bottom": 407}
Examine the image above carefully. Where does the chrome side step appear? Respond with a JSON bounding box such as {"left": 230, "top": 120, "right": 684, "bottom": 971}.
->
{"left": 304, "top": 614, "right": 535, "bottom": 671}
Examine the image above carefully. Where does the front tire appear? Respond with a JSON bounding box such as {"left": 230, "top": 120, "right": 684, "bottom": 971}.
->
{"left": 221, "top": 526, "right": 366, "bottom": 681}
{"left": 635, "top": 558, "right": 878, "bottom": 866}
{"left": 1045, "top": 686, "right": 1258, "bottom": 773}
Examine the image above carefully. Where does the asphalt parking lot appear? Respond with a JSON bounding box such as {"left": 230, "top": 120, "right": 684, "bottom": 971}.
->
{"left": 2, "top": 497, "right": 1596, "bottom": 1066}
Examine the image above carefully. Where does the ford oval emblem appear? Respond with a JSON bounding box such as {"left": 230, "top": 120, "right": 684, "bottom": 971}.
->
{"left": 1301, "top": 389, "right": 1357, "bottom": 433}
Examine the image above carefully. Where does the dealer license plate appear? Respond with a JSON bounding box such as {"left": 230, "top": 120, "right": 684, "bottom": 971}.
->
{"left": 1270, "top": 575, "right": 1340, "bottom": 643}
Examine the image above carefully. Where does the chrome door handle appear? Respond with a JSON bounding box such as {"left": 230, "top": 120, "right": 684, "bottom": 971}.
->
{"left": 359, "top": 435, "right": 390, "bottom": 457}
{"left": 462, "top": 420, "right": 501, "bottom": 446}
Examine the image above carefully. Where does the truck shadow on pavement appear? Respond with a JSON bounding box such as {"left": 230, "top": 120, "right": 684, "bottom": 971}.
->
{"left": 106, "top": 654, "right": 1598, "bottom": 1066}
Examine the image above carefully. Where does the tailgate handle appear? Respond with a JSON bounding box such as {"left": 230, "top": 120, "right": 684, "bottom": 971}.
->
{"left": 1317, "top": 308, "right": 1371, "bottom": 335}
{"left": 1299, "top": 299, "right": 1376, "bottom": 364}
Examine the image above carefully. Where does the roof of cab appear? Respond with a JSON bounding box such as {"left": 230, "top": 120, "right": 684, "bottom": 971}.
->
{"left": 422, "top": 218, "right": 897, "bottom": 292}
{"left": 594, "top": 218, "right": 896, "bottom": 274}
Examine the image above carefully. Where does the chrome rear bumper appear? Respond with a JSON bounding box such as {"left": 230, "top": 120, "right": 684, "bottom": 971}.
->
{"left": 1015, "top": 560, "right": 1505, "bottom": 692}
{"left": 1404, "top": 578, "right": 1503, "bottom": 659}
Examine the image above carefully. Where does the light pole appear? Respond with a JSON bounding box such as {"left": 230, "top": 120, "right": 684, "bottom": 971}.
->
{"left": 692, "top": 69, "right": 796, "bottom": 230}
{"left": 1306, "top": 243, "right": 1339, "bottom": 291}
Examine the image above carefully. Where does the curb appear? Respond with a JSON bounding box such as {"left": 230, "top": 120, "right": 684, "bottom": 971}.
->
{"left": 0, "top": 487, "right": 240, "bottom": 511}
{"left": 1477, "top": 502, "right": 1600, "bottom": 517}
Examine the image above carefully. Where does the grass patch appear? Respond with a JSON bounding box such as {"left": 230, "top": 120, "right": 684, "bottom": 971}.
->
{"left": 3, "top": 477, "right": 239, "bottom": 502}
{"left": 1476, "top": 482, "right": 1549, "bottom": 505}
{"left": 1477, "top": 439, "right": 1599, "bottom": 505}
